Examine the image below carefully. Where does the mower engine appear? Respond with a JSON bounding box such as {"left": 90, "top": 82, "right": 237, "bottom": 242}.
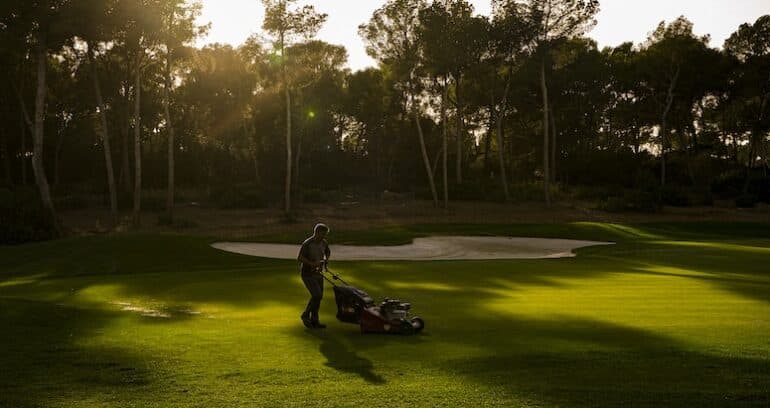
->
{"left": 379, "top": 298, "right": 411, "bottom": 321}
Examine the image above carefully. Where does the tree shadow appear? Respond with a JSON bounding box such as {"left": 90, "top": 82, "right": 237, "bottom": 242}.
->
{"left": 595, "top": 241, "right": 770, "bottom": 305}
{"left": 430, "top": 315, "right": 770, "bottom": 407}
{"left": 0, "top": 298, "right": 173, "bottom": 407}
{"left": 1, "top": 225, "right": 770, "bottom": 405}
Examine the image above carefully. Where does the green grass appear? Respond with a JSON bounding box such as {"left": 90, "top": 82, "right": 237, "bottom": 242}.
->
{"left": 1, "top": 222, "right": 769, "bottom": 407}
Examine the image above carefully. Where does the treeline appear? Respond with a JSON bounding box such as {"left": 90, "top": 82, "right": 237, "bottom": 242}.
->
{"left": 1, "top": 1, "right": 769, "bottom": 239}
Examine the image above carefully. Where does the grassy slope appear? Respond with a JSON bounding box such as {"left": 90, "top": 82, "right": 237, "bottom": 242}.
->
{"left": 1, "top": 222, "right": 769, "bottom": 407}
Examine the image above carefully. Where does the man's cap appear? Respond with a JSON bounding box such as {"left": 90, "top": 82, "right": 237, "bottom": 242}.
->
{"left": 314, "top": 223, "right": 330, "bottom": 233}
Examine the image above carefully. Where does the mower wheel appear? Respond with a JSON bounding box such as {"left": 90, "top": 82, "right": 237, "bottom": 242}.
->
{"left": 410, "top": 316, "right": 425, "bottom": 333}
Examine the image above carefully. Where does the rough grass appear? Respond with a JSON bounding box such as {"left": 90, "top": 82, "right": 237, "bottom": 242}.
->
{"left": 1, "top": 222, "right": 769, "bottom": 407}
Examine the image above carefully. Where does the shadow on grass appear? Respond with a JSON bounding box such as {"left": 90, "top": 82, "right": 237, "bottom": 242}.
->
{"left": 1, "top": 224, "right": 769, "bottom": 405}
{"left": 301, "top": 328, "right": 387, "bottom": 385}
{"left": 0, "top": 298, "right": 171, "bottom": 407}
{"left": 432, "top": 315, "right": 770, "bottom": 407}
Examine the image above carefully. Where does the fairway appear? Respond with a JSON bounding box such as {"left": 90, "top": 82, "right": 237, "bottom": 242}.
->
{"left": 1, "top": 222, "right": 769, "bottom": 407}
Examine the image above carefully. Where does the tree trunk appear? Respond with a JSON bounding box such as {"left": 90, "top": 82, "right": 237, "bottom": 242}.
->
{"left": 659, "top": 65, "right": 679, "bottom": 187}
{"left": 12, "top": 79, "right": 34, "bottom": 185}
{"left": 20, "top": 112, "right": 27, "bottom": 185}
{"left": 121, "top": 123, "right": 131, "bottom": 193}
{"left": 253, "top": 150, "right": 259, "bottom": 186}
{"left": 496, "top": 72, "right": 513, "bottom": 203}
{"left": 441, "top": 80, "right": 449, "bottom": 208}
{"left": 484, "top": 106, "right": 492, "bottom": 173}
{"left": 120, "top": 57, "right": 133, "bottom": 194}
{"left": 281, "top": 34, "right": 292, "bottom": 214}
{"left": 89, "top": 49, "right": 118, "bottom": 216}
{"left": 31, "top": 38, "right": 58, "bottom": 230}
{"left": 540, "top": 58, "right": 551, "bottom": 206}
{"left": 53, "top": 125, "right": 65, "bottom": 190}
{"left": 0, "top": 127, "right": 10, "bottom": 186}
{"left": 293, "top": 126, "right": 303, "bottom": 203}
{"left": 132, "top": 50, "right": 143, "bottom": 226}
{"left": 163, "top": 44, "right": 175, "bottom": 222}
{"left": 411, "top": 87, "right": 439, "bottom": 207}
{"left": 455, "top": 74, "right": 462, "bottom": 185}
{"left": 550, "top": 104, "right": 557, "bottom": 184}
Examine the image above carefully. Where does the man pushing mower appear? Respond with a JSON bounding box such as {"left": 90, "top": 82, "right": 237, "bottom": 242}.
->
{"left": 298, "top": 223, "right": 331, "bottom": 329}
{"left": 297, "top": 222, "right": 425, "bottom": 334}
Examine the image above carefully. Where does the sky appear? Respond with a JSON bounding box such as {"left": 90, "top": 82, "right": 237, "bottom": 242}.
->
{"left": 196, "top": 0, "right": 770, "bottom": 71}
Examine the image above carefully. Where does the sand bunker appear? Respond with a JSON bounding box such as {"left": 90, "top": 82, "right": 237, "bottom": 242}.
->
{"left": 211, "top": 236, "right": 613, "bottom": 260}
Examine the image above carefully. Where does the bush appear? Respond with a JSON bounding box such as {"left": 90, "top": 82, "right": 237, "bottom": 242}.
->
{"left": 711, "top": 169, "right": 745, "bottom": 199}
{"left": 157, "top": 215, "right": 198, "bottom": 228}
{"left": 508, "top": 182, "right": 564, "bottom": 202}
{"left": 0, "top": 188, "right": 58, "bottom": 245}
{"left": 302, "top": 188, "right": 329, "bottom": 204}
{"left": 54, "top": 194, "right": 91, "bottom": 211}
{"left": 597, "top": 191, "right": 658, "bottom": 213}
{"left": 599, "top": 196, "right": 628, "bottom": 213}
{"left": 208, "top": 185, "right": 266, "bottom": 209}
{"left": 623, "top": 190, "right": 659, "bottom": 212}
{"left": 660, "top": 186, "right": 691, "bottom": 207}
{"left": 573, "top": 185, "right": 615, "bottom": 201}
{"left": 450, "top": 182, "right": 486, "bottom": 201}
{"left": 735, "top": 194, "right": 757, "bottom": 208}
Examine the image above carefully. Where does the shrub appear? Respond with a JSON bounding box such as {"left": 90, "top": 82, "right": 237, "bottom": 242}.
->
{"left": 660, "top": 186, "right": 691, "bottom": 207}
{"left": 623, "top": 190, "right": 659, "bottom": 212}
{"left": 157, "top": 215, "right": 198, "bottom": 228}
{"left": 0, "top": 188, "right": 58, "bottom": 245}
{"left": 599, "top": 196, "right": 627, "bottom": 213}
{"left": 711, "top": 169, "right": 745, "bottom": 199}
{"left": 208, "top": 185, "right": 266, "bottom": 209}
{"left": 302, "top": 188, "right": 329, "bottom": 204}
{"left": 735, "top": 194, "right": 757, "bottom": 208}
{"left": 53, "top": 194, "right": 91, "bottom": 211}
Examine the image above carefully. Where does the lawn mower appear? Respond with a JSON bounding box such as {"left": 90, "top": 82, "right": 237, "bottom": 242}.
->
{"left": 321, "top": 267, "right": 425, "bottom": 335}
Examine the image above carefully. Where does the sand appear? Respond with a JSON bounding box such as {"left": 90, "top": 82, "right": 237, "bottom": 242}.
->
{"left": 211, "top": 236, "right": 613, "bottom": 260}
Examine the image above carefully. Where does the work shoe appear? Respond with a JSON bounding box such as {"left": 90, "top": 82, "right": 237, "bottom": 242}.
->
{"left": 311, "top": 321, "right": 327, "bottom": 329}
{"left": 301, "top": 313, "right": 313, "bottom": 328}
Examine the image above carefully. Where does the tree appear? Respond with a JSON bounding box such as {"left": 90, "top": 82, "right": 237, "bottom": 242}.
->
{"left": 527, "top": 0, "right": 599, "bottom": 205}
{"left": 486, "top": 0, "right": 538, "bottom": 201}
{"left": 419, "top": 1, "right": 486, "bottom": 188}
{"left": 342, "top": 68, "right": 391, "bottom": 189}
{"left": 418, "top": 1, "right": 453, "bottom": 207}
{"left": 261, "top": 0, "right": 327, "bottom": 215}
{"left": 68, "top": 0, "right": 122, "bottom": 216}
{"left": 724, "top": 15, "right": 770, "bottom": 187}
{"left": 120, "top": 0, "right": 163, "bottom": 225}
{"left": 159, "top": 0, "right": 206, "bottom": 222}
{"left": 360, "top": 0, "right": 440, "bottom": 207}
{"left": 639, "top": 17, "right": 716, "bottom": 187}
{"left": 1, "top": 0, "right": 82, "bottom": 231}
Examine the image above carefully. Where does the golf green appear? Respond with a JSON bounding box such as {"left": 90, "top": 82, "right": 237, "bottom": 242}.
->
{"left": 1, "top": 222, "right": 769, "bottom": 407}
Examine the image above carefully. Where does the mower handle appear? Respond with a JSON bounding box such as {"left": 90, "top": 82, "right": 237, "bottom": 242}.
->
{"left": 321, "top": 267, "right": 350, "bottom": 286}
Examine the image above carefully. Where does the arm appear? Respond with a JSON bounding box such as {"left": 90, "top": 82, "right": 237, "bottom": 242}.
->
{"left": 323, "top": 240, "right": 331, "bottom": 271}
{"left": 297, "top": 242, "right": 322, "bottom": 268}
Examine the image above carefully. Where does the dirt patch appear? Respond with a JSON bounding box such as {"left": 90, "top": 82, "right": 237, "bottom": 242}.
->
{"left": 110, "top": 301, "right": 203, "bottom": 319}
{"left": 211, "top": 236, "right": 613, "bottom": 260}
{"left": 60, "top": 200, "right": 770, "bottom": 239}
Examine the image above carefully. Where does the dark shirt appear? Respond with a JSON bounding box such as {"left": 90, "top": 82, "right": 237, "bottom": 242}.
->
{"left": 298, "top": 236, "right": 331, "bottom": 275}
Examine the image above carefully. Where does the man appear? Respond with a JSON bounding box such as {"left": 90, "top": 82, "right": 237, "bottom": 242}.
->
{"left": 298, "top": 223, "right": 331, "bottom": 329}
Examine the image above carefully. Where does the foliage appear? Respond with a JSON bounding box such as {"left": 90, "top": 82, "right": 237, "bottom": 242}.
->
{"left": 0, "top": 188, "right": 58, "bottom": 244}
{"left": 0, "top": 3, "right": 769, "bottom": 219}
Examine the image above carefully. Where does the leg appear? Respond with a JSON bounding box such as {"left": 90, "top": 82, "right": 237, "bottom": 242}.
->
{"left": 302, "top": 274, "right": 324, "bottom": 323}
